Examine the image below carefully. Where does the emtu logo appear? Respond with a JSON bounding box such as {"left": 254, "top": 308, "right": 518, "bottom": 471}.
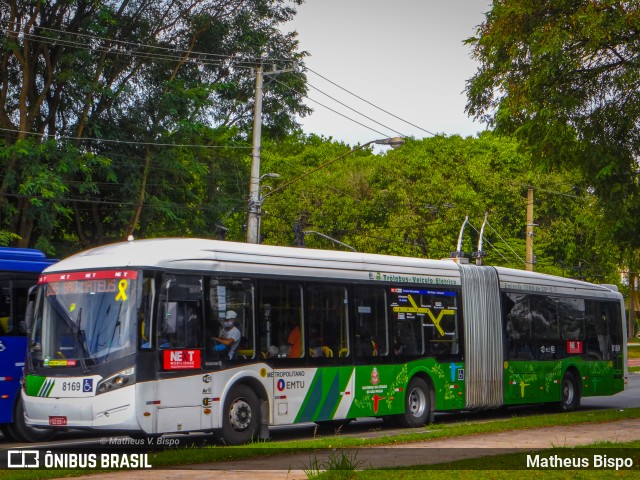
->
{"left": 8, "top": 450, "right": 40, "bottom": 468}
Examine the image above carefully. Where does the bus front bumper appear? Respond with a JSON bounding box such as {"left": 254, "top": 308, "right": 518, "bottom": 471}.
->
{"left": 22, "top": 385, "right": 139, "bottom": 431}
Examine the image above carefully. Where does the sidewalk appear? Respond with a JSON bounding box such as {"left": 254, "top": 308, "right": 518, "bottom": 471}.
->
{"left": 73, "top": 418, "right": 640, "bottom": 480}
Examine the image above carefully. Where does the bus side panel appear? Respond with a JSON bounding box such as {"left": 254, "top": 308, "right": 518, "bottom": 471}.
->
{"left": 0, "top": 336, "right": 27, "bottom": 424}
{"left": 346, "top": 364, "right": 407, "bottom": 419}
{"left": 427, "top": 361, "right": 466, "bottom": 411}
{"left": 153, "top": 373, "right": 211, "bottom": 433}
{"left": 291, "top": 367, "right": 352, "bottom": 423}
{"left": 503, "top": 360, "right": 563, "bottom": 404}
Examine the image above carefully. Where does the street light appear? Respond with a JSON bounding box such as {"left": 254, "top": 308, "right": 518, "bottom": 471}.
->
{"left": 246, "top": 137, "right": 405, "bottom": 243}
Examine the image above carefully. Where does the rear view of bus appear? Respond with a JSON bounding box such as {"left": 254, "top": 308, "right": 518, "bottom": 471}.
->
{"left": 24, "top": 269, "right": 139, "bottom": 432}
{"left": 0, "top": 247, "right": 57, "bottom": 441}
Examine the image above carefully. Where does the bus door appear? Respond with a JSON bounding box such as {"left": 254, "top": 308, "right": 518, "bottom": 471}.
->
{"left": 154, "top": 274, "right": 208, "bottom": 433}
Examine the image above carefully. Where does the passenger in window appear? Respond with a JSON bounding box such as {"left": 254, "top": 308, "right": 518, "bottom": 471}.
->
{"left": 357, "top": 326, "right": 377, "bottom": 356}
{"left": 287, "top": 318, "right": 302, "bottom": 358}
{"left": 309, "top": 324, "right": 324, "bottom": 357}
{"left": 393, "top": 332, "right": 405, "bottom": 355}
{"left": 212, "top": 311, "right": 241, "bottom": 359}
{"left": 266, "top": 345, "right": 281, "bottom": 358}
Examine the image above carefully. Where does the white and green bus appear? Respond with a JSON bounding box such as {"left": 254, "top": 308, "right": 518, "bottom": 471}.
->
{"left": 22, "top": 238, "right": 627, "bottom": 444}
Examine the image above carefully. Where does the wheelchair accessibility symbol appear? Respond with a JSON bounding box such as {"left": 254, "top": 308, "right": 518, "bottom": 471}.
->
{"left": 83, "top": 379, "right": 93, "bottom": 393}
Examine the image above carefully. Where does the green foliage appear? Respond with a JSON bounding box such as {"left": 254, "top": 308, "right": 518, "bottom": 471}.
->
{"left": 465, "top": 1, "right": 640, "bottom": 254}
{"left": 304, "top": 450, "right": 366, "bottom": 478}
{"left": 259, "top": 132, "right": 619, "bottom": 282}
{"left": 0, "top": 0, "right": 307, "bottom": 253}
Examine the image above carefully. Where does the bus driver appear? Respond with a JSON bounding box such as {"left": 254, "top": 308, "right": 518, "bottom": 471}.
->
{"left": 212, "top": 311, "right": 241, "bottom": 359}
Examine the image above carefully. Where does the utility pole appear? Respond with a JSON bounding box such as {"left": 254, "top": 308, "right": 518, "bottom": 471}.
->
{"left": 246, "top": 66, "right": 264, "bottom": 244}
{"left": 526, "top": 187, "right": 534, "bottom": 272}
{"left": 246, "top": 64, "right": 295, "bottom": 244}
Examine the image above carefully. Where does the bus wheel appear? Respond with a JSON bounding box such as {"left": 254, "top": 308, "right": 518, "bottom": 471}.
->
{"left": 558, "top": 371, "right": 581, "bottom": 412}
{"left": 222, "top": 384, "right": 260, "bottom": 445}
{"left": 4, "top": 396, "right": 56, "bottom": 442}
{"left": 398, "top": 377, "right": 432, "bottom": 428}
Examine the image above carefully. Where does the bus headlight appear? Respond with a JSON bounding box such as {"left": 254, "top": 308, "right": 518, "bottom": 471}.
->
{"left": 96, "top": 367, "right": 135, "bottom": 395}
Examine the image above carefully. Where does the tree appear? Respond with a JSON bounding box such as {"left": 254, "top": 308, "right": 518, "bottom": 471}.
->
{"left": 258, "top": 132, "right": 620, "bottom": 282}
{"left": 464, "top": 1, "right": 640, "bottom": 254}
{"left": 0, "top": 0, "right": 308, "bottom": 253}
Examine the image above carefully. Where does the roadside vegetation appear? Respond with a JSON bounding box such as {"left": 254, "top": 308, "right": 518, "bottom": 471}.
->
{"left": 3, "top": 408, "right": 640, "bottom": 479}
{"left": 629, "top": 343, "right": 640, "bottom": 373}
{"left": 309, "top": 440, "right": 640, "bottom": 479}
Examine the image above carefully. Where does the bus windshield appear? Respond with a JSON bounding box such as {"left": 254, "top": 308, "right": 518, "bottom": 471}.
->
{"left": 30, "top": 270, "right": 139, "bottom": 366}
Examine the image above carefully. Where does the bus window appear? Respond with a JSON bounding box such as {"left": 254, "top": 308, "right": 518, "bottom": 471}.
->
{"left": 208, "top": 278, "right": 254, "bottom": 360}
{"left": 306, "top": 285, "right": 350, "bottom": 359}
{"left": 0, "top": 282, "right": 9, "bottom": 335}
{"left": 503, "top": 293, "right": 533, "bottom": 360}
{"left": 426, "top": 290, "right": 460, "bottom": 359}
{"left": 353, "top": 286, "right": 388, "bottom": 357}
{"left": 606, "top": 301, "right": 624, "bottom": 362}
{"left": 527, "top": 295, "right": 560, "bottom": 360}
{"left": 585, "top": 301, "right": 610, "bottom": 360}
{"left": 559, "top": 297, "right": 585, "bottom": 341}
{"left": 156, "top": 275, "right": 203, "bottom": 349}
{"left": 139, "top": 276, "right": 154, "bottom": 349}
{"left": 388, "top": 288, "right": 425, "bottom": 357}
{"left": 258, "top": 282, "right": 303, "bottom": 358}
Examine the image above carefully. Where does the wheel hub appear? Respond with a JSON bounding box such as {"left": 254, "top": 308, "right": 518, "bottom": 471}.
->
{"left": 229, "top": 399, "right": 252, "bottom": 431}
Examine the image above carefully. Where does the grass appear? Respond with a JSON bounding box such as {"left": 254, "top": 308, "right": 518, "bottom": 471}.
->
{"left": 312, "top": 441, "right": 640, "bottom": 479}
{"left": 3, "top": 408, "right": 640, "bottom": 479}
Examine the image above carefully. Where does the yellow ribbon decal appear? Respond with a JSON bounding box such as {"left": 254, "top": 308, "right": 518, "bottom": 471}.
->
{"left": 115, "top": 279, "right": 128, "bottom": 301}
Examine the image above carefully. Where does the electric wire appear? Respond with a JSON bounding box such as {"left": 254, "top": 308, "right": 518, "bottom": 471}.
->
{"left": 486, "top": 221, "right": 526, "bottom": 266}
{"left": 305, "top": 67, "right": 437, "bottom": 137}
{"left": 270, "top": 76, "right": 391, "bottom": 138}
{"left": 305, "top": 81, "right": 406, "bottom": 137}
{"left": 0, "top": 19, "right": 285, "bottom": 66}
{"left": 467, "top": 222, "right": 514, "bottom": 265}
{"left": 1, "top": 22, "right": 423, "bottom": 143}
{"left": 0, "top": 127, "right": 252, "bottom": 149}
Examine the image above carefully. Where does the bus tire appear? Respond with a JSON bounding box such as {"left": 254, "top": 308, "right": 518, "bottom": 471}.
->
{"left": 397, "top": 377, "right": 433, "bottom": 428}
{"left": 222, "top": 384, "right": 260, "bottom": 445}
{"left": 558, "top": 370, "right": 581, "bottom": 412}
{"left": 4, "top": 396, "right": 56, "bottom": 442}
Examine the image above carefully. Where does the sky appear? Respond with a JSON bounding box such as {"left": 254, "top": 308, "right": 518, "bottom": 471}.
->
{"left": 284, "top": 0, "right": 492, "bottom": 148}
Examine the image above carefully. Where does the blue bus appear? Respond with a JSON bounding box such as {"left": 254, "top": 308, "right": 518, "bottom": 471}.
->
{"left": 0, "top": 247, "right": 57, "bottom": 441}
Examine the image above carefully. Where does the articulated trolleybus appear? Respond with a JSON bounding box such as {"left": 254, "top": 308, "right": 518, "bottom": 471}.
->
{"left": 23, "top": 238, "right": 626, "bottom": 444}
{"left": 0, "top": 247, "right": 57, "bottom": 442}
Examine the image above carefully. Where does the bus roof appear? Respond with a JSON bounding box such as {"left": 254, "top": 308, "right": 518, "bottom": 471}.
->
{"left": 494, "top": 265, "right": 621, "bottom": 300}
{"left": 43, "top": 238, "right": 619, "bottom": 298}
{"left": 0, "top": 247, "right": 57, "bottom": 273}
{"left": 44, "top": 238, "right": 461, "bottom": 284}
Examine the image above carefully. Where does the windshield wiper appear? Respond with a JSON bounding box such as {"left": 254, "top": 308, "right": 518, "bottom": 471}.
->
{"left": 103, "top": 302, "right": 124, "bottom": 363}
{"left": 48, "top": 297, "right": 91, "bottom": 371}
{"left": 75, "top": 308, "right": 89, "bottom": 373}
